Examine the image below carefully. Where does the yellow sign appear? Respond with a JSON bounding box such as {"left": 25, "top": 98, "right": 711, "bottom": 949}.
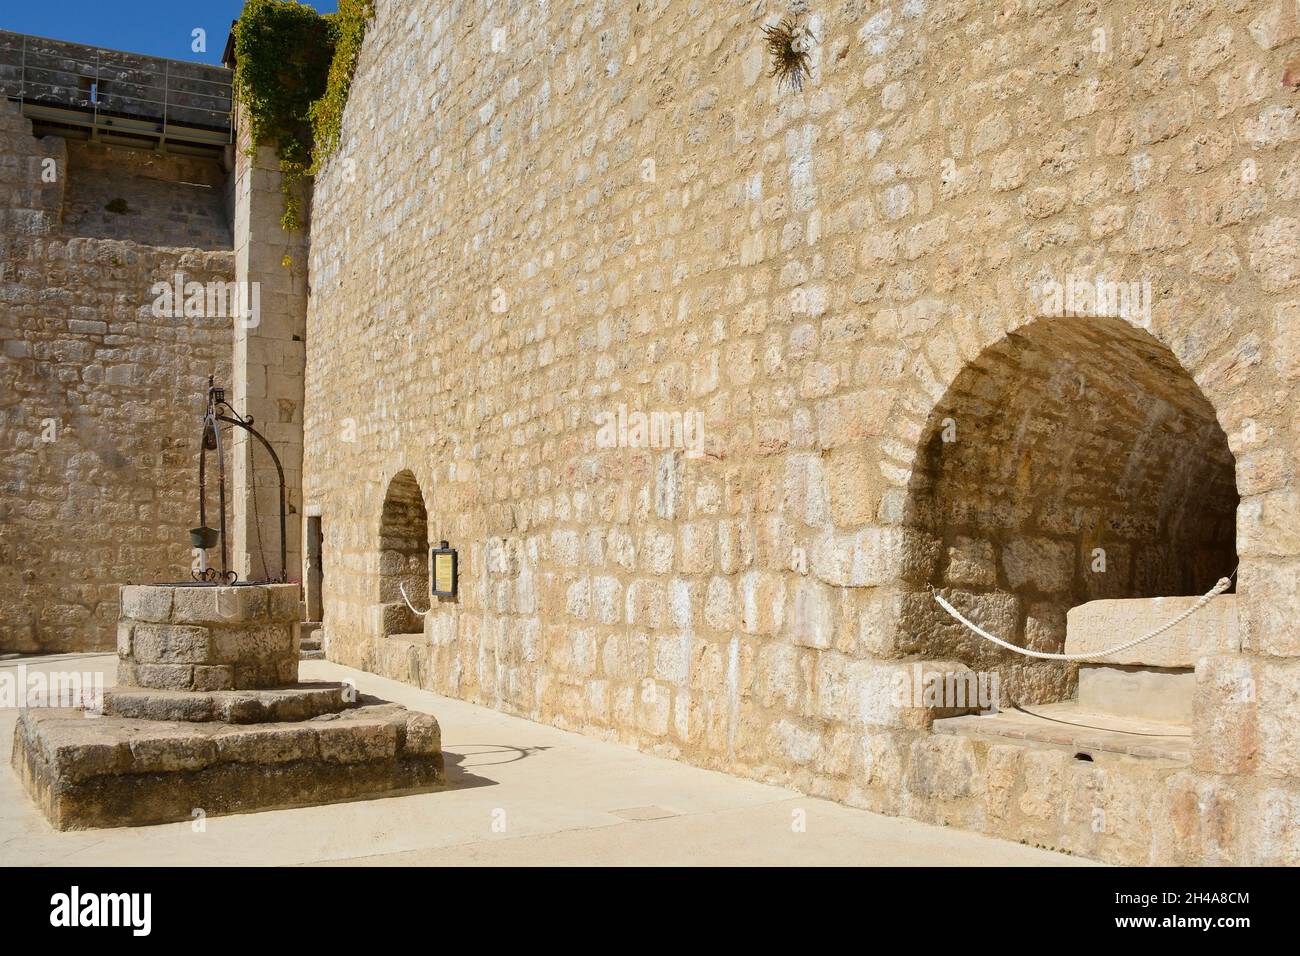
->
{"left": 433, "top": 550, "right": 457, "bottom": 597}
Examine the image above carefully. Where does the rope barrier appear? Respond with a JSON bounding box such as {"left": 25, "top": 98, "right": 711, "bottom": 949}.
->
{"left": 399, "top": 581, "right": 430, "bottom": 618}
{"left": 930, "top": 575, "right": 1234, "bottom": 662}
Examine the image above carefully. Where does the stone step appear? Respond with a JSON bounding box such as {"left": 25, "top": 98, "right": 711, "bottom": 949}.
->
{"left": 298, "top": 622, "right": 323, "bottom": 660}
{"left": 388, "top": 633, "right": 426, "bottom": 644}
{"left": 103, "top": 682, "right": 352, "bottom": 723}
{"left": 1078, "top": 663, "right": 1193, "bottom": 724}
{"left": 1065, "top": 594, "right": 1239, "bottom": 666}
{"left": 933, "top": 701, "right": 1190, "bottom": 763}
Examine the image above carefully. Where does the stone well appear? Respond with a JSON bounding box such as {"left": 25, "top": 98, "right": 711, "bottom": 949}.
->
{"left": 116, "top": 583, "right": 301, "bottom": 691}
{"left": 13, "top": 583, "right": 446, "bottom": 830}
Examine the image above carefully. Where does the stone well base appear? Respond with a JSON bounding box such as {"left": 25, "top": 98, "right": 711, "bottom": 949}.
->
{"left": 13, "top": 695, "right": 445, "bottom": 829}
{"left": 12, "top": 583, "right": 446, "bottom": 830}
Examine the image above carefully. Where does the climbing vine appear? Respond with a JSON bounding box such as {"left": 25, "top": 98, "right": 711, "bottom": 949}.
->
{"left": 310, "top": 0, "right": 374, "bottom": 165}
{"left": 232, "top": 0, "right": 374, "bottom": 230}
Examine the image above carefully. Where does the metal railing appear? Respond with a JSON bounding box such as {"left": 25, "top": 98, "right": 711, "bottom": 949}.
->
{"left": 0, "top": 30, "right": 232, "bottom": 151}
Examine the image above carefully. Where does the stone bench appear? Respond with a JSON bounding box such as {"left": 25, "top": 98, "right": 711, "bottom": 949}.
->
{"left": 1066, "top": 594, "right": 1239, "bottom": 724}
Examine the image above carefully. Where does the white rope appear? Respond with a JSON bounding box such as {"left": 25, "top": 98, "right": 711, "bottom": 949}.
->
{"left": 931, "top": 576, "right": 1234, "bottom": 661}
{"left": 399, "top": 581, "right": 430, "bottom": 617}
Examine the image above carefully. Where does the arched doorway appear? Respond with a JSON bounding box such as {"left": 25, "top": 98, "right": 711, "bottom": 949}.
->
{"left": 378, "top": 469, "right": 429, "bottom": 636}
{"left": 903, "top": 316, "right": 1239, "bottom": 707}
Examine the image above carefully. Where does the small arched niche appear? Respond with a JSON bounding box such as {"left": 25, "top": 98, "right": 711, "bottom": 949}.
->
{"left": 377, "top": 469, "right": 429, "bottom": 636}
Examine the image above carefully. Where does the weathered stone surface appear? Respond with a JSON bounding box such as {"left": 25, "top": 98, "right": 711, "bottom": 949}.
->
{"left": 191, "top": 665, "right": 236, "bottom": 691}
{"left": 402, "top": 712, "right": 442, "bottom": 755}
{"left": 1238, "top": 560, "right": 1300, "bottom": 655}
{"left": 1193, "top": 655, "right": 1259, "bottom": 775}
{"left": 1078, "top": 664, "right": 1194, "bottom": 723}
{"left": 120, "top": 587, "right": 174, "bottom": 626}
{"left": 169, "top": 584, "right": 293, "bottom": 625}
{"left": 11, "top": 700, "right": 444, "bottom": 829}
{"left": 0, "top": 103, "right": 234, "bottom": 655}
{"left": 906, "top": 734, "right": 978, "bottom": 800}
{"left": 1153, "top": 773, "right": 1241, "bottom": 867}
{"left": 133, "top": 663, "right": 195, "bottom": 691}
{"left": 316, "top": 715, "right": 400, "bottom": 764}
{"left": 1001, "top": 537, "right": 1075, "bottom": 593}
{"left": 1256, "top": 659, "right": 1300, "bottom": 778}
{"left": 213, "top": 725, "right": 318, "bottom": 765}
{"left": 856, "top": 659, "right": 985, "bottom": 729}
{"left": 1249, "top": 786, "right": 1300, "bottom": 865}
{"left": 945, "top": 537, "right": 997, "bottom": 588}
{"left": 131, "top": 624, "right": 213, "bottom": 664}
{"left": 1066, "top": 595, "right": 1240, "bottom": 666}
{"left": 103, "top": 682, "right": 352, "bottom": 724}
{"left": 118, "top": 586, "right": 298, "bottom": 690}
{"left": 810, "top": 527, "right": 940, "bottom": 587}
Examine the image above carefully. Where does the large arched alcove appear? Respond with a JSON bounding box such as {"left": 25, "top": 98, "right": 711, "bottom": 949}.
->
{"left": 377, "top": 469, "right": 429, "bottom": 635}
{"left": 902, "top": 316, "right": 1239, "bottom": 705}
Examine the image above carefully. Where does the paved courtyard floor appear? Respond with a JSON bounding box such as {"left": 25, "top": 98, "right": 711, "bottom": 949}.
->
{"left": 0, "top": 653, "right": 1094, "bottom": 866}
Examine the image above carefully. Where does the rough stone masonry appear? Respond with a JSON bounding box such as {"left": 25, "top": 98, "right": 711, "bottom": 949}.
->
{"left": 0, "top": 98, "right": 234, "bottom": 653}
{"left": 301, "top": 0, "right": 1300, "bottom": 865}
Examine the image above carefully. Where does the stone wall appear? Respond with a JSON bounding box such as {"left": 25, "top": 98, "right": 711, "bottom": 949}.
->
{"left": 61, "top": 141, "right": 232, "bottom": 249}
{"left": 0, "top": 99, "right": 234, "bottom": 653}
{"left": 303, "top": 0, "right": 1300, "bottom": 864}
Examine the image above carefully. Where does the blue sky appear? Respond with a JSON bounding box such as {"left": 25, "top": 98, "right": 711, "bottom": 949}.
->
{"left": 1, "top": 1, "right": 337, "bottom": 65}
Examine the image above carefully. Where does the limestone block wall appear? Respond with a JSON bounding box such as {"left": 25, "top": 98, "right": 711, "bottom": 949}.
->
{"left": 229, "top": 109, "right": 308, "bottom": 588}
{"left": 0, "top": 96, "right": 63, "bottom": 235}
{"left": 61, "top": 141, "right": 233, "bottom": 250}
{"left": 0, "top": 99, "right": 234, "bottom": 653}
{"left": 303, "top": 0, "right": 1300, "bottom": 863}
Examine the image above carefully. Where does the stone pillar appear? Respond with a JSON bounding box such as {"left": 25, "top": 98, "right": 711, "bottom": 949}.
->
{"left": 230, "top": 106, "right": 308, "bottom": 585}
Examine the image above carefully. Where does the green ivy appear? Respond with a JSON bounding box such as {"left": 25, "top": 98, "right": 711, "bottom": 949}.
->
{"left": 310, "top": 0, "right": 375, "bottom": 167}
{"left": 232, "top": 0, "right": 373, "bottom": 230}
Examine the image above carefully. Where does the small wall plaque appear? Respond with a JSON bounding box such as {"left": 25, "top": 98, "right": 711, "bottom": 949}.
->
{"left": 431, "top": 540, "right": 458, "bottom": 598}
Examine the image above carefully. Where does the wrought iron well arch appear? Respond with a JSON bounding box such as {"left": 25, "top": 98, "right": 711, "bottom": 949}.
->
{"left": 194, "top": 377, "right": 287, "bottom": 584}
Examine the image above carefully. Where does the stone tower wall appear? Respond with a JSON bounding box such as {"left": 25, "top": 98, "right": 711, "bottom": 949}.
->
{"left": 302, "top": 0, "right": 1299, "bottom": 863}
